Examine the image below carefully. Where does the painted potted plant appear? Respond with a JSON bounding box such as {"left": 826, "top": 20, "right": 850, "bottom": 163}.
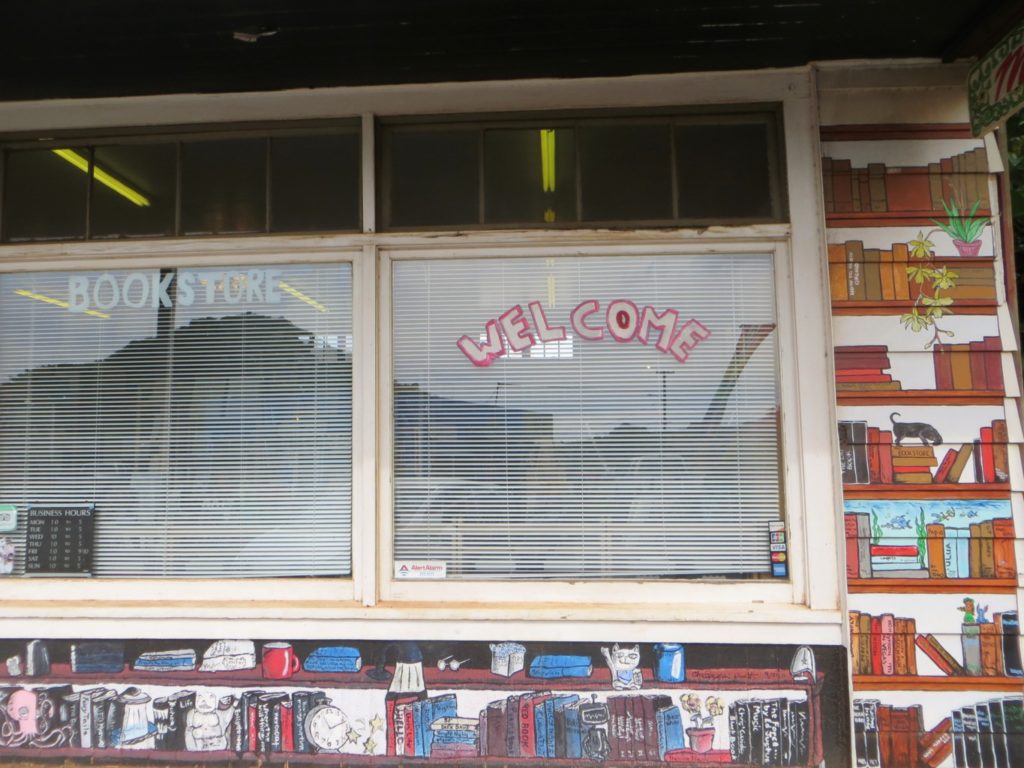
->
{"left": 680, "top": 694, "right": 724, "bottom": 753}
{"left": 931, "top": 196, "right": 987, "bottom": 256}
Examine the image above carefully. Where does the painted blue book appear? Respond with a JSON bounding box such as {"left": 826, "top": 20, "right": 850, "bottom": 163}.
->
{"left": 432, "top": 730, "right": 478, "bottom": 745}
{"left": 656, "top": 704, "right": 684, "bottom": 760}
{"left": 542, "top": 695, "right": 579, "bottom": 758}
{"left": 302, "top": 645, "right": 361, "bottom": 672}
{"left": 423, "top": 694, "right": 457, "bottom": 757}
{"left": 564, "top": 701, "right": 583, "bottom": 759}
{"left": 528, "top": 654, "right": 592, "bottom": 678}
{"left": 430, "top": 718, "right": 478, "bottom": 746}
{"left": 411, "top": 698, "right": 427, "bottom": 757}
{"left": 1000, "top": 612, "right": 1023, "bottom": 676}
{"left": 951, "top": 528, "right": 970, "bottom": 579}
{"left": 534, "top": 700, "right": 548, "bottom": 759}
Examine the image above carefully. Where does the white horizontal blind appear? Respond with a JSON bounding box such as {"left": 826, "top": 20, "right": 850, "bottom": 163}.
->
{"left": 393, "top": 253, "right": 781, "bottom": 580}
{"left": 0, "top": 263, "right": 352, "bottom": 577}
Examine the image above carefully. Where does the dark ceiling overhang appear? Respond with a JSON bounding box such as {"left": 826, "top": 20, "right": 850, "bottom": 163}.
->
{"left": 2, "top": 0, "right": 1023, "bottom": 102}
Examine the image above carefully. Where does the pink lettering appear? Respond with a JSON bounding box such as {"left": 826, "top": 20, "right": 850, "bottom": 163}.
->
{"left": 570, "top": 299, "right": 604, "bottom": 341}
{"left": 528, "top": 301, "right": 567, "bottom": 343}
{"left": 456, "top": 319, "right": 506, "bottom": 367}
{"left": 669, "top": 319, "right": 712, "bottom": 363}
{"left": 637, "top": 305, "right": 679, "bottom": 352}
{"left": 499, "top": 304, "right": 535, "bottom": 352}
{"left": 606, "top": 299, "right": 639, "bottom": 343}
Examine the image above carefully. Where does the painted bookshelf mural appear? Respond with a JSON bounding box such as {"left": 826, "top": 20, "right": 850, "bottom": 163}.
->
{"left": 823, "top": 122, "right": 1023, "bottom": 768}
{"left": 0, "top": 638, "right": 850, "bottom": 766}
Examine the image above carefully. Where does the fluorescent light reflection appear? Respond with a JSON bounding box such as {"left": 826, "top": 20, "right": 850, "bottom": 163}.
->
{"left": 14, "top": 289, "right": 110, "bottom": 319}
{"left": 278, "top": 281, "right": 328, "bottom": 313}
{"left": 51, "top": 149, "right": 151, "bottom": 208}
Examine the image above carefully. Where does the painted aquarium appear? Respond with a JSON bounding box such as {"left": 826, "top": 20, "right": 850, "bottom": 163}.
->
{"left": 0, "top": 638, "right": 851, "bottom": 766}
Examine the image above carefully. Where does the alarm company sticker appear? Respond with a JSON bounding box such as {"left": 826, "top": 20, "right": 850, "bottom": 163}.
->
{"left": 394, "top": 560, "right": 447, "bottom": 580}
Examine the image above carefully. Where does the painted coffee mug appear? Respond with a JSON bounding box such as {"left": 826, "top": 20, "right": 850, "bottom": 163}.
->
{"left": 262, "top": 642, "right": 301, "bottom": 679}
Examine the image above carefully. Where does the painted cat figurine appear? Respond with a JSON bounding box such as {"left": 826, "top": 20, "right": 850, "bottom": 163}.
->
{"left": 601, "top": 643, "right": 643, "bottom": 690}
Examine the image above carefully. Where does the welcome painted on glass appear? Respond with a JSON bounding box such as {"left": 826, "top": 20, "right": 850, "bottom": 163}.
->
{"left": 456, "top": 299, "right": 710, "bottom": 367}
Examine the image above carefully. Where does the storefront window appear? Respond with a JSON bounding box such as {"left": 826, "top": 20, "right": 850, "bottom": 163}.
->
{"left": 392, "top": 253, "right": 782, "bottom": 580}
{"left": 0, "top": 262, "right": 353, "bottom": 577}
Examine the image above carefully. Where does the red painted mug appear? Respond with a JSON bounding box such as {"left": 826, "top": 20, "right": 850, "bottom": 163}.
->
{"left": 262, "top": 642, "right": 301, "bottom": 679}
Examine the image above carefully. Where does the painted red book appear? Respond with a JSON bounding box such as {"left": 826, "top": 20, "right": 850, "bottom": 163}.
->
{"left": 870, "top": 544, "right": 918, "bottom": 557}
{"left": 982, "top": 336, "right": 1003, "bottom": 391}
{"left": 871, "top": 616, "right": 883, "bottom": 675}
{"left": 844, "top": 514, "right": 860, "bottom": 579}
{"left": 933, "top": 344, "right": 954, "bottom": 390}
{"left": 836, "top": 372, "right": 892, "bottom": 382}
{"left": 991, "top": 419, "right": 1009, "bottom": 482}
{"left": 968, "top": 340, "right": 988, "bottom": 390}
{"left": 992, "top": 518, "right": 1016, "bottom": 578}
{"left": 980, "top": 426, "right": 995, "bottom": 483}
{"left": 879, "top": 431, "right": 894, "bottom": 484}
{"left": 664, "top": 749, "right": 732, "bottom": 763}
{"left": 832, "top": 159, "right": 854, "bottom": 212}
{"left": 914, "top": 634, "right": 964, "bottom": 675}
{"left": 889, "top": 708, "right": 912, "bottom": 768}
{"left": 877, "top": 704, "right": 893, "bottom": 767}
{"left": 404, "top": 701, "right": 416, "bottom": 757}
{"left": 518, "top": 692, "right": 551, "bottom": 757}
{"left": 280, "top": 701, "right": 294, "bottom": 753}
{"left": 867, "top": 427, "right": 881, "bottom": 481}
{"left": 907, "top": 705, "right": 923, "bottom": 768}
{"left": 933, "top": 448, "right": 959, "bottom": 484}
{"left": 835, "top": 366, "right": 887, "bottom": 376}
{"left": 919, "top": 718, "right": 953, "bottom": 768}
{"left": 386, "top": 695, "right": 420, "bottom": 756}
{"left": 880, "top": 613, "right": 895, "bottom": 675}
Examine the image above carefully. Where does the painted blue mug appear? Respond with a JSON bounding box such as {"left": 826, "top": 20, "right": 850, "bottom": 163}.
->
{"left": 653, "top": 643, "right": 686, "bottom": 682}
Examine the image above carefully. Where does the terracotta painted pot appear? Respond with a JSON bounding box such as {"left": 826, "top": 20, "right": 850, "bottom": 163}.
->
{"left": 685, "top": 726, "right": 716, "bottom": 753}
{"left": 952, "top": 239, "right": 982, "bottom": 257}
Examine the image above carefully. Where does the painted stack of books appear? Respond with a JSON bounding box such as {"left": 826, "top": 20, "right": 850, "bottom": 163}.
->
{"left": 827, "top": 241, "right": 996, "bottom": 303}
{"left": 848, "top": 612, "right": 918, "bottom": 676}
{"left": 835, "top": 346, "right": 901, "bottom": 392}
{"left": 476, "top": 692, "right": 689, "bottom": 762}
{"left": 957, "top": 614, "right": 1024, "bottom": 678}
{"left": 822, "top": 148, "right": 990, "bottom": 215}
{"left": 892, "top": 444, "right": 938, "bottom": 484}
{"left": 838, "top": 421, "right": 894, "bottom": 484}
{"left": 933, "top": 419, "right": 1011, "bottom": 484}
{"left": 845, "top": 512, "right": 1017, "bottom": 580}
{"left": 727, "top": 697, "right": 810, "bottom": 766}
{"left": 852, "top": 610, "right": 1023, "bottom": 678}
{"left": 951, "top": 695, "right": 1024, "bottom": 768}
{"left": 933, "top": 337, "right": 1003, "bottom": 392}
{"left": 923, "top": 519, "right": 1016, "bottom": 580}
{"left": 390, "top": 692, "right": 458, "bottom": 758}
{"left": 853, "top": 701, "right": 930, "bottom": 768}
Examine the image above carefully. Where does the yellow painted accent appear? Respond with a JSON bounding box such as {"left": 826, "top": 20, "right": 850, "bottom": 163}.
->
{"left": 14, "top": 288, "right": 110, "bottom": 319}
{"left": 278, "top": 281, "right": 328, "bottom": 313}
{"left": 52, "top": 149, "right": 151, "bottom": 207}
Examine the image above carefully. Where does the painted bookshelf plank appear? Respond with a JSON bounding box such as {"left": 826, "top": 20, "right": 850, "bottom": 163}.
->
{"left": 847, "top": 578, "right": 1017, "bottom": 594}
{"left": 853, "top": 675, "right": 1024, "bottom": 691}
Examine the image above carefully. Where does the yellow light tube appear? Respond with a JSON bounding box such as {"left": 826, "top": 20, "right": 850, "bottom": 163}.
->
{"left": 51, "top": 149, "right": 151, "bottom": 208}
{"left": 539, "top": 129, "right": 556, "bottom": 192}
{"left": 15, "top": 289, "right": 110, "bottom": 319}
{"left": 278, "top": 281, "right": 328, "bottom": 313}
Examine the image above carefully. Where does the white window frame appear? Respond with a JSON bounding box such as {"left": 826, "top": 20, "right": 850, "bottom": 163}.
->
{"left": 0, "top": 66, "right": 844, "bottom": 642}
{"left": 0, "top": 242, "right": 368, "bottom": 604}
